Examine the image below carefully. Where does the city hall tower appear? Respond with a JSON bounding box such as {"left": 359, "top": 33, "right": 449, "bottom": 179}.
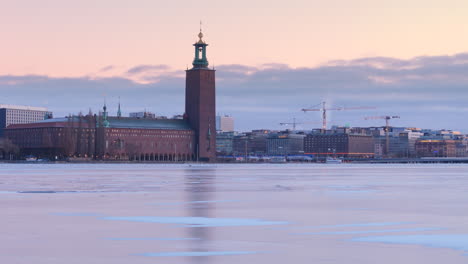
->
{"left": 185, "top": 29, "right": 216, "bottom": 162}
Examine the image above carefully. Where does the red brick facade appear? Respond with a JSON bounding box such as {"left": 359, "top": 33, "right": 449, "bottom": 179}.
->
{"left": 6, "top": 116, "right": 196, "bottom": 161}
{"left": 100, "top": 127, "right": 195, "bottom": 161}
{"left": 185, "top": 68, "right": 216, "bottom": 161}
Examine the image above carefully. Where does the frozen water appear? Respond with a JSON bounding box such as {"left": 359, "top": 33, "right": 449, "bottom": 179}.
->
{"left": 313, "top": 222, "right": 415, "bottom": 228}
{"left": 102, "top": 216, "right": 289, "bottom": 227}
{"left": 352, "top": 234, "right": 468, "bottom": 254}
{"left": 52, "top": 212, "right": 102, "bottom": 216}
{"left": 136, "top": 251, "right": 258, "bottom": 257}
{"left": 107, "top": 237, "right": 200, "bottom": 241}
{"left": 2, "top": 163, "right": 468, "bottom": 264}
{"left": 298, "top": 227, "right": 442, "bottom": 235}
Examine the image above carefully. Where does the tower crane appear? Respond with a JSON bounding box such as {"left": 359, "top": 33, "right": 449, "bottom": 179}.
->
{"left": 301, "top": 101, "right": 375, "bottom": 130}
{"left": 364, "top": 115, "right": 400, "bottom": 156}
{"left": 279, "top": 118, "right": 319, "bottom": 130}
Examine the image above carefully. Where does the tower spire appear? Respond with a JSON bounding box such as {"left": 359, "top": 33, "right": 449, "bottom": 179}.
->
{"left": 117, "top": 96, "right": 122, "bottom": 118}
{"left": 102, "top": 100, "right": 109, "bottom": 128}
{"left": 192, "top": 23, "right": 209, "bottom": 69}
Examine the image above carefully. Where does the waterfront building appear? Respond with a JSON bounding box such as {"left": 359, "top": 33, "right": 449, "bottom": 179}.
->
{"left": 0, "top": 104, "right": 52, "bottom": 137}
{"left": 371, "top": 128, "right": 424, "bottom": 158}
{"left": 304, "top": 131, "right": 374, "bottom": 158}
{"left": 5, "top": 30, "right": 216, "bottom": 161}
{"left": 216, "top": 115, "right": 234, "bottom": 132}
{"left": 415, "top": 139, "right": 458, "bottom": 157}
{"left": 266, "top": 131, "right": 305, "bottom": 156}
{"left": 216, "top": 131, "right": 236, "bottom": 155}
{"left": 389, "top": 130, "right": 424, "bottom": 157}
{"left": 356, "top": 127, "right": 423, "bottom": 158}
{"left": 232, "top": 130, "right": 270, "bottom": 156}
{"left": 456, "top": 139, "right": 468, "bottom": 157}
{"left": 415, "top": 129, "right": 467, "bottom": 157}
{"left": 6, "top": 112, "right": 195, "bottom": 161}
{"left": 250, "top": 130, "right": 270, "bottom": 155}
{"left": 232, "top": 133, "right": 251, "bottom": 156}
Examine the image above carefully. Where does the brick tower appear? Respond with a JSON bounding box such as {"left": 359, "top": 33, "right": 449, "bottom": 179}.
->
{"left": 185, "top": 29, "right": 216, "bottom": 162}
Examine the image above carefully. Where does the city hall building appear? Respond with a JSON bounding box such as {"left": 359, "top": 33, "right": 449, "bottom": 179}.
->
{"left": 5, "top": 30, "right": 216, "bottom": 162}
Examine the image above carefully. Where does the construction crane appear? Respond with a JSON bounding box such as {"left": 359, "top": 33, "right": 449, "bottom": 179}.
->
{"left": 364, "top": 115, "right": 400, "bottom": 156}
{"left": 280, "top": 118, "right": 300, "bottom": 130}
{"left": 279, "top": 118, "right": 318, "bottom": 130}
{"left": 301, "top": 101, "right": 375, "bottom": 130}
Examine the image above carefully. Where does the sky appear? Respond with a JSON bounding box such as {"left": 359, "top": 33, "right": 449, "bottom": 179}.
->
{"left": 1, "top": 0, "right": 468, "bottom": 131}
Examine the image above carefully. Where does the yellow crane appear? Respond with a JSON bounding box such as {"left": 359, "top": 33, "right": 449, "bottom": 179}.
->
{"left": 301, "top": 101, "right": 375, "bottom": 130}
{"left": 364, "top": 115, "right": 400, "bottom": 156}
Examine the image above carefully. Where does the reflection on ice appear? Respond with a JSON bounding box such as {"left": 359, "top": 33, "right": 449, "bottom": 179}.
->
{"left": 155, "top": 200, "right": 239, "bottom": 205}
{"left": 102, "top": 216, "right": 288, "bottom": 227}
{"left": 136, "top": 251, "right": 258, "bottom": 257}
{"left": 107, "top": 237, "right": 200, "bottom": 241}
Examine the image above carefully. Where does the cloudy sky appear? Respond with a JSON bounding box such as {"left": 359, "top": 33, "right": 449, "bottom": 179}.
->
{"left": 1, "top": 0, "right": 468, "bottom": 131}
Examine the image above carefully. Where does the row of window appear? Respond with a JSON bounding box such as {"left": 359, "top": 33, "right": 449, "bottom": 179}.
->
{"left": 107, "top": 133, "right": 192, "bottom": 138}
{"left": 108, "top": 129, "right": 192, "bottom": 135}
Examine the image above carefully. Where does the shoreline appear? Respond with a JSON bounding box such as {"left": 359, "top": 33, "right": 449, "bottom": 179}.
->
{"left": 2, "top": 158, "right": 468, "bottom": 164}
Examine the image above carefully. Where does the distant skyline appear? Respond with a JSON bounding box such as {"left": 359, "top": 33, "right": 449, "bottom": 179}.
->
{"left": 1, "top": 1, "right": 468, "bottom": 132}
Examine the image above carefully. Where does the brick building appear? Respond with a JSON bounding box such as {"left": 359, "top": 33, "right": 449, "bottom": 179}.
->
{"left": 304, "top": 133, "right": 374, "bottom": 158}
{"left": 5, "top": 30, "right": 216, "bottom": 162}
{"left": 6, "top": 113, "right": 196, "bottom": 161}
{"left": 415, "top": 140, "right": 458, "bottom": 157}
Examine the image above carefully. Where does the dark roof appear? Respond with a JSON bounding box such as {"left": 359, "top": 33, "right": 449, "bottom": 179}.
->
{"left": 107, "top": 117, "right": 192, "bottom": 130}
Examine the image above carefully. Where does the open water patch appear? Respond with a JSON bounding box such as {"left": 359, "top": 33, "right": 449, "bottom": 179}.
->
{"left": 352, "top": 234, "right": 468, "bottom": 255}
{"left": 136, "top": 251, "right": 257, "bottom": 257}
{"left": 102, "top": 216, "right": 288, "bottom": 227}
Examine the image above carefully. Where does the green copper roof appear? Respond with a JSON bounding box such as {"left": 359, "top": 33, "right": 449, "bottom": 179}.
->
{"left": 192, "top": 31, "right": 209, "bottom": 68}
{"left": 29, "top": 116, "right": 192, "bottom": 130}
{"left": 108, "top": 117, "right": 192, "bottom": 130}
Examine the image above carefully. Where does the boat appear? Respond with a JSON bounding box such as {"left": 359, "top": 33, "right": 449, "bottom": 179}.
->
{"left": 270, "top": 156, "right": 287, "bottom": 163}
{"left": 326, "top": 157, "right": 342, "bottom": 164}
{"left": 25, "top": 156, "right": 38, "bottom": 162}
